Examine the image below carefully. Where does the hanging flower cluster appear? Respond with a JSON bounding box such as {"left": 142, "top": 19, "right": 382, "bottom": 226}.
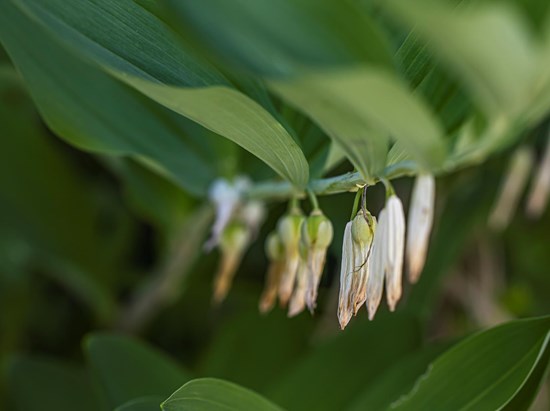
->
{"left": 338, "top": 175, "right": 436, "bottom": 329}
{"left": 260, "top": 203, "right": 334, "bottom": 317}
{"left": 207, "top": 174, "right": 436, "bottom": 329}
{"left": 206, "top": 177, "right": 266, "bottom": 304}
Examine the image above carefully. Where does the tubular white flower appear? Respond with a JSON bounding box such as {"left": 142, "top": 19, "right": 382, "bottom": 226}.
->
{"left": 350, "top": 210, "right": 375, "bottom": 314}
{"left": 240, "top": 200, "right": 266, "bottom": 239}
{"left": 337, "top": 222, "right": 354, "bottom": 329}
{"left": 489, "top": 147, "right": 533, "bottom": 230}
{"left": 366, "top": 208, "right": 387, "bottom": 320}
{"left": 259, "top": 232, "right": 284, "bottom": 314}
{"left": 385, "top": 195, "right": 405, "bottom": 312}
{"left": 526, "top": 137, "right": 550, "bottom": 218}
{"left": 288, "top": 255, "right": 308, "bottom": 317}
{"left": 212, "top": 222, "right": 251, "bottom": 304}
{"left": 302, "top": 211, "right": 333, "bottom": 313}
{"left": 205, "top": 177, "right": 250, "bottom": 251}
{"left": 277, "top": 212, "right": 305, "bottom": 306}
{"left": 406, "top": 174, "right": 435, "bottom": 283}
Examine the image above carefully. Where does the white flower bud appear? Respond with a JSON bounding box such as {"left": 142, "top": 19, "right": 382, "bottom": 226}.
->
{"left": 277, "top": 212, "right": 305, "bottom": 306}
{"left": 489, "top": 147, "right": 533, "bottom": 230}
{"left": 259, "top": 232, "right": 284, "bottom": 314}
{"left": 385, "top": 195, "right": 405, "bottom": 312}
{"left": 367, "top": 208, "right": 387, "bottom": 320}
{"left": 212, "top": 222, "right": 250, "bottom": 304}
{"left": 350, "top": 210, "right": 375, "bottom": 314}
{"left": 288, "top": 245, "right": 309, "bottom": 317}
{"left": 205, "top": 177, "right": 250, "bottom": 251}
{"left": 526, "top": 137, "right": 550, "bottom": 218}
{"left": 407, "top": 174, "right": 435, "bottom": 283}
{"left": 302, "top": 211, "right": 333, "bottom": 313}
{"left": 338, "top": 222, "right": 354, "bottom": 329}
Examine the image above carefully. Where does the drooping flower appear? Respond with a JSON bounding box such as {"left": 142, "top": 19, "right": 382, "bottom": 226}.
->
{"left": 366, "top": 208, "right": 387, "bottom": 320}
{"left": 385, "top": 195, "right": 405, "bottom": 312}
{"left": 288, "top": 244, "right": 309, "bottom": 317}
{"left": 259, "top": 232, "right": 285, "bottom": 314}
{"left": 350, "top": 209, "right": 376, "bottom": 314}
{"left": 526, "top": 137, "right": 550, "bottom": 218}
{"left": 277, "top": 210, "right": 305, "bottom": 306}
{"left": 301, "top": 210, "right": 333, "bottom": 313}
{"left": 365, "top": 194, "right": 405, "bottom": 320}
{"left": 204, "top": 177, "right": 250, "bottom": 251}
{"left": 338, "top": 207, "right": 376, "bottom": 329}
{"left": 406, "top": 174, "right": 435, "bottom": 283}
{"left": 488, "top": 147, "right": 533, "bottom": 230}
{"left": 212, "top": 222, "right": 250, "bottom": 304}
{"left": 338, "top": 221, "right": 354, "bottom": 329}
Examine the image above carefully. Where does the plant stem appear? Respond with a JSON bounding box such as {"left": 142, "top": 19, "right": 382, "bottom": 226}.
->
{"left": 246, "top": 161, "right": 417, "bottom": 201}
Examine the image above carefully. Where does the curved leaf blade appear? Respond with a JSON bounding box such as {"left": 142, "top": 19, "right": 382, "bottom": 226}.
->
{"left": 9, "top": 0, "right": 309, "bottom": 187}
{"left": 161, "top": 378, "right": 283, "bottom": 411}
{"left": 391, "top": 316, "right": 550, "bottom": 411}
{"left": 271, "top": 68, "right": 447, "bottom": 173}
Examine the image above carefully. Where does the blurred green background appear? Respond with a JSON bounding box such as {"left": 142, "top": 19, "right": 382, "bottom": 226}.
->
{"left": 1, "top": 1, "right": 550, "bottom": 410}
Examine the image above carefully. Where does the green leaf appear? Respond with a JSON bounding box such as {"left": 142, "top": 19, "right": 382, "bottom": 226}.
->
{"left": 346, "top": 344, "right": 448, "bottom": 411}
{"left": 0, "top": 3, "right": 223, "bottom": 196}
{"left": 161, "top": 378, "right": 283, "bottom": 411}
{"left": 266, "top": 314, "right": 421, "bottom": 411}
{"left": 501, "top": 336, "right": 550, "bottom": 411}
{"left": 270, "top": 67, "right": 447, "bottom": 175}
{"left": 7, "top": 0, "right": 309, "bottom": 187}
{"left": 85, "top": 333, "right": 192, "bottom": 409}
{"left": 7, "top": 356, "right": 102, "bottom": 411}
{"left": 116, "top": 397, "right": 163, "bottom": 411}
{"left": 385, "top": 0, "right": 539, "bottom": 118}
{"left": 391, "top": 316, "right": 550, "bottom": 411}
{"left": 162, "top": 0, "right": 394, "bottom": 76}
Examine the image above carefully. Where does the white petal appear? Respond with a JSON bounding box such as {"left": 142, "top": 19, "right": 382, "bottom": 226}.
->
{"left": 305, "top": 248, "right": 327, "bottom": 313}
{"left": 526, "top": 137, "right": 550, "bottom": 218}
{"left": 278, "top": 250, "right": 300, "bottom": 306}
{"left": 406, "top": 174, "right": 435, "bottom": 283}
{"left": 366, "top": 209, "right": 387, "bottom": 320}
{"left": 289, "top": 260, "right": 308, "bottom": 317}
{"left": 205, "top": 179, "right": 241, "bottom": 251}
{"left": 338, "top": 222, "right": 354, "bottom": 329}
{"left": 489, "top": 148, "right": 534, "bottom": 230}
{"left": 385, "top": 196, "right": 405, "bottom": 312}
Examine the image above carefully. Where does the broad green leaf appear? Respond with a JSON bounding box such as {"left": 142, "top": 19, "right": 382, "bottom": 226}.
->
{"left": 0, "top": 3, "right": 225, "bottom": 196}
{"left": 85, "top": 333, "right": 191, "bottom": 409}
{"left": 161, "top": 378, "right": 283, "bottom": 411}
{"left": 116, "top": 397, "right": 163, "bottom": 411}
{"left": 266, "top": 314, "right": 421, "bottom": 411}
{"left": 391, "top": 316, "right": 550, "bottom": 410}
{"left": 501, "top": 336, "right": 550, "bottom": 411}
{"left": 7, "top": 0, "right": 309, "bottom": 187}
{"left": 395, "top": 32, "right": 473, "bottom": 136}
{"left": 385, "top": 0, "right": 539, "bottom": 118}
{"left": 271, "top": 67, "right": 446, "bottom": 175}
{"left": 7, "top": 356, "right": 102, "bottom": 411}
{"left": 347, "top": 344, "right": 448, "bottom": 411}
{"left": 163, "top": 0, "right": 394, "bottom": 76}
